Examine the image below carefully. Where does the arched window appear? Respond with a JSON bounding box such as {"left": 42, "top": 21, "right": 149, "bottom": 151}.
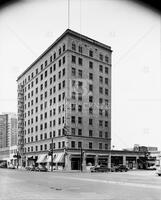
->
{"left": 72, "top": 42, "right": 76, "bottom": 51}
{"left": 78, "top": 45, "right": 83, "bottom": 53}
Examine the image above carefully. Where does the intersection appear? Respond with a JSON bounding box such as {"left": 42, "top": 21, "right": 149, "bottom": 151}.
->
{"left": 0, "top": 169, "right": 161, "bottom": 200}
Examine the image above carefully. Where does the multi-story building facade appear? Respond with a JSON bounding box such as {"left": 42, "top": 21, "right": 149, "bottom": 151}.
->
{"left": 0, "top": 114, "right": 8, "bottom": 148}
{"left": 0, "top": 113, "right": 18, "bottom": 166}
{"left": 17, "top": 29, "right": 112, "bottom": 170}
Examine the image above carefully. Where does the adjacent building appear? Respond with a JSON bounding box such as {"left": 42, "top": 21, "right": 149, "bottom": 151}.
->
{"left": 0, "top": 113, "right": 18, "bottom": 166}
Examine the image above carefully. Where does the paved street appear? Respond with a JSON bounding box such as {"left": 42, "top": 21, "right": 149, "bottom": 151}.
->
{"left": 0, "top": 169, "right": 161, "bottom": 200}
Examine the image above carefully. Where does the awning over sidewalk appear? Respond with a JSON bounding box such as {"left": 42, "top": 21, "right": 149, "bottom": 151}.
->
{"left": 45, "top": 154, "right": 57, "bottom": 163}
{"left": 36, "top": 154, "right": 47, "bottom": 163}
{"left": 54, "top": 153, "right": 65, "bottom": 163}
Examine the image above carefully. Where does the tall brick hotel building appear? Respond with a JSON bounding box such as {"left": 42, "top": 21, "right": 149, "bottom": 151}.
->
{"left": 17, "top": 29, "right": 112, "bottom": 170}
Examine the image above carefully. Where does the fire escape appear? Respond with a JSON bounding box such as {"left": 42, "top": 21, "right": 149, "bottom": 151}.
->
{"left": 17, "top": 84, "right": 25, "bottom": 166}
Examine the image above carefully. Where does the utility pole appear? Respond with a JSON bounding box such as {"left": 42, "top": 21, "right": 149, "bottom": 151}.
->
{"left": 13, "top": 151, "right": 21, "bottom": 169}
{"left": 51, "top": 137, "right": 54, "bottom": 172}
{"left": 80, "top": 147, "right": 84, "bottom": 172}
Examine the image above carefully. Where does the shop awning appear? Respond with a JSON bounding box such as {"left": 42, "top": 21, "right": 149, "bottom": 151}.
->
{"left": 45, "top": 154, "right": 57, "bottom": 163}
{"left": 36, "top": 154, "right": 47, "bottom": 163}
{"left": 54, "top": 153, "right": 65, "bottom": 163}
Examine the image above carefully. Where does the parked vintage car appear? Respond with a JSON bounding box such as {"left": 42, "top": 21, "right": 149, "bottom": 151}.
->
{"left": 25, "top": 165, "right": 36, "bottom": 171}
{"left": 112, "top": 165, "right": 129, "bottom": 172}
{"left": 0, "top": 162, "right": 7, "bottom": 168}
{"left": 34, "top": 165, "right": 48, "bottom": 172}
{"left": 90, "top": 165, "right": 109, "bottom": 172}
{"left": 8, "top": 164, "right": 16, "bottom": 169}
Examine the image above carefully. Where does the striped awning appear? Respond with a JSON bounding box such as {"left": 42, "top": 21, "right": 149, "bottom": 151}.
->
{"left": 45, "top": 154, "right": 57, "bottom": 163}
{"left": 36, "top": 154, "right": 47, "bottom": 163}
{"left": 54, "top": 153, "right": 65, "bottom": 163}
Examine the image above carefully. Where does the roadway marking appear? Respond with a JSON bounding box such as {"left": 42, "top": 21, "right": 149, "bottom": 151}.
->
{"left": 55, "top": 175, "right": 161, "bottom": 190}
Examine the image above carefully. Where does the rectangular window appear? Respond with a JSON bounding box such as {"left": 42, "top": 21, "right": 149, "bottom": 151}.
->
{"left": 78, "top": 93, "right": 82, "bottom": 101}
{"left": 78, "top": 117, "right": 82, "bottom": 124}
{"left": 63, "top": 56, "right": 65, "bottom": 64}
{"left": 99, "top": 65, "right": 103, "bottom": 72}
{"left": 78, "top": 46, "right": 82, "bottom": 53}
{"left": 89, "top": 73, "right": 93, "bottom": 80}
{"left": 105, "top": 121, "right": 108, "bottom": 127}
{"left": 72, "top": 92, "right": 76, "bottom": 100}
{"left": 53, "top": 63, "right": 56, "bottom": 71}
{"left": 53, "top": 53, "right": 56, "bottom": 60}
{"left": 99, "top": 87, "right": 103, "bottom": 94}
{"left": 99, "top": 131, "right": 103, "bottom": 138}
{"left": 99, "top": 54, "right": 103, "bottom": 61}
{"left": 63, "top": 68, "right": 65, "bottom": 76}
{"left": 99, "top": 143, "right": 102, "bottom": 149}
{"left": 89, "top": 130, "right": 93, "bottom": 137}
{"left": 72, "top": 55, "right": 76, "bottom": 63}
{"left": 78, "top": 141, "right": 82, "bottom": 148}
{"left": 105, "top": 67, "right": 108, "bottom": 74}
{"left": 78, "top": 129, "right": 82, "bottom": 136}
{"left": 71, "top": 104, "right": 76, "bottom": 111}
{"left": 78, "top": 57, "right": 83, "bottom": 65}
{"left": 89, "top": 96, "right": 93, "bottom": 103}
{"left": 89, "top": 50, "right": 93, "bottom": 57}
{"left": 89, "top": 84, "right": 93, "bottom": 92}
{"left": 105, "top": 78, "right": 108, "bottom": 85}
{"left": 89, "top": 118, "right": 93, "bottom": 125}
{"left": 71, "top": 141, "right": 75, "bottom": 148}
{"left": 45, "top": 70, "right": 47, "bottom": 77}
{"left": 63, "top": 44, "right": 66, "bottom": 51}
{"left": 59, "top": 59, "right": 61, "bottom": 67}
{"left": 105, "top": 88, "right": 108, "bottom": 95}
{"left": 71, "top": 128, "right": 75, "bottom": 135}
{"left": 99, "top": 109, "right": 103, "bottom": 116}
{"left": 50, "top": 56, "right": 52, "bottom": 63}
{"left": 89, "top": 142, "right": 92, "bottom": 149}
{"left": 105, "top": 56, "right": 109, "bottom": 63}
{"left": 78, "top": 105, "right": 82, "bottom": 112}
{"left": 71, "top": 68, "right": 76, "bottom": 76}
{"left": 59, "top": 48, "right": 61, "bottom": 55}
{"left": 99, "top": 76, "right": 103, "bottom": 84}
{"left": 78, "top": 70, "right": 82, "bottom": 78}
{"left": 99, "top": 120, "right": 103, "bottom": 127}
{"left": 89, "top": 107, "right": 93, "bottom": 114}
{"left": 71, "top": 116, "right": 75, "bottom": 123}
{"left": 89, "top": 61, "right": 93, "bottom": 69}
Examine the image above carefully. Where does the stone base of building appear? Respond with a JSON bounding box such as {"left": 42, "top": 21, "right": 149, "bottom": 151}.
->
{"left": 21, "top": 149, "right": 146, "bottom": 171}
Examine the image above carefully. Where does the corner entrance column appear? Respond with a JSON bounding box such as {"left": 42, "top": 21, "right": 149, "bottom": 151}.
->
{"left": 64, "top": 153, "right": 71, "bottom": 171}
{"left": 123, "top": 155, "right": 126, "bottom": 166}
{"left": 82, "top": 154, "right": 86, "bottom": 171}
{"left": 95, "top": 155, "right": 98, "bottom": 165}
{"left": 108, "top": 154, "right": 111, "bottom": 169}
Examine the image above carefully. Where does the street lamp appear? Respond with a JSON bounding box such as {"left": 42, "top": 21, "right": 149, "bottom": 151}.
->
{"left": 13, "top": 151, "right": 21, "bottom": 169}
{"left": 80, "top": 147, "right": 85, "bottom": 172}
{"left": 48, "top": 137, "right": 54, "bottom": 172}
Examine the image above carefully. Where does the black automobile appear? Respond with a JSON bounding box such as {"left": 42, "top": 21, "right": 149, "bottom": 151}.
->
{"left": 114, "top": 165, "right": 128, "bottom": 172}
{"left": 25, "top": 165, "right": 36, "bottom": 171}
{"left": 90, "top": 165, "right": 109, "bottom": 172}
{"left": 35, "top": 165, "right": 48, "bottom": 172}
{"left": 0, "top": 162, "right": 7, "bottom": 168}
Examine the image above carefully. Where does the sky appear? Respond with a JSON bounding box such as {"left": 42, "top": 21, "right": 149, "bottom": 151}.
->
{"left": 0, "top": 0, "right": 160, "bottom": 150}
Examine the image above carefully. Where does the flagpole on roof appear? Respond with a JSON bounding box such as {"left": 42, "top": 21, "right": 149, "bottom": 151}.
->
{"left": 68, "top": 0, "right": 70, "bottom": 29}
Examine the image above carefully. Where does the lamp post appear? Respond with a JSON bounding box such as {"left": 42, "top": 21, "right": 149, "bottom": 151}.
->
{"left": 13, "top": 151, "right": 21, "bottom": 169}
{"left": 49, "top": 137, "right": 54, "bottom": 172}
{"left": 80, "top": 147, "right": 84, "bottom": 172}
